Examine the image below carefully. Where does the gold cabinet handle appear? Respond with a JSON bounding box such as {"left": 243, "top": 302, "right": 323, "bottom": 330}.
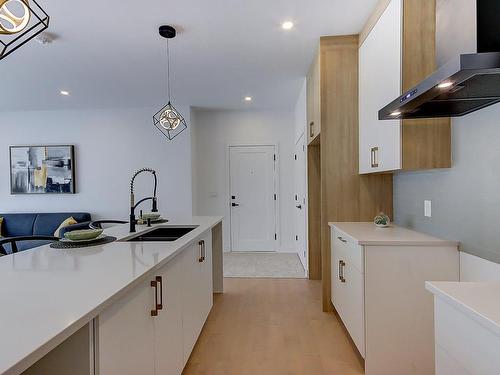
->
{"left": 309, "top": 122, "right": 314, "bottom": 138}
{"left": 371, "top": 147, "right": 379, "bottom": 168}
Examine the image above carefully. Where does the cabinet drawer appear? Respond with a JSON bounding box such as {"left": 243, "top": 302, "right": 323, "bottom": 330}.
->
{"left": 333, "top": 228, "right": 364, "bottom": 273}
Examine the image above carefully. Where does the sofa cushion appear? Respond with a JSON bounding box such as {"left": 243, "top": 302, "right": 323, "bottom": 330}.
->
{"left": 1, "top": 214, "right": 37, "bottom": 237}
{"left": 53, "top": 217, "right": 77, "bottom": 237}
{"left": 33, "top": 213, "right": 91, "bottom": 237}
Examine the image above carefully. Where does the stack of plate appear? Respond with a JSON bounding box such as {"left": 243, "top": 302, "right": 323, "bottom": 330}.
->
{"left": 62, "top": 229, "right": 104, "bottom": 242}
{"left": 140, "top": 213, "right": 167, "bottom": 224}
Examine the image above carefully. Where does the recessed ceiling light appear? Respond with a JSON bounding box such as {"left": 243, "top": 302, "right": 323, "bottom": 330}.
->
{"left": 244, "top": 96, "right": 252, "bottom": 102}
{"left": 437, "top": 81, "right": 453, "bottom": 89}
{"left": 390, "top": 111, "right": 401, "bottom": 117}
{"left": 60, "top": 90, "right": 70, "bottom": 96}
{"left": 282, "top": 21, "right": 294, "bottom": 30}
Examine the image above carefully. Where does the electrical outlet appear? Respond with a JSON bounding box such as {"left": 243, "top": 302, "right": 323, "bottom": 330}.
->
{"left": 424, "top": 200, "right": 432, "bottom": 217}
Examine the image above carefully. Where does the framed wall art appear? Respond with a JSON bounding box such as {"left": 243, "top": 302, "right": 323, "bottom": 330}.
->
{"left": 10, "top": 145, "right": 76, "bottom": 194}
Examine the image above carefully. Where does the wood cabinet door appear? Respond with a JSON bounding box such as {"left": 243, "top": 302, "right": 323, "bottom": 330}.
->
{"left": 154, "top": 254, "right": 184, "bottom": 375}
{"left": 359, "top": 0, "right": 402, "bottom": 174}
{"left": 98, "top": 279, "right": 156, "bottom": 375}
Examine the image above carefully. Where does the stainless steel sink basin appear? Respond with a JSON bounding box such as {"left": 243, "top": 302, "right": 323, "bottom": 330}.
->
{"left": 125, "top": 226, "right": 198, "bottom": 242}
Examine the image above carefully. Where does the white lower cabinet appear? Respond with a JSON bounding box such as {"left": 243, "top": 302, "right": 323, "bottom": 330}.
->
{"left": 181, "top": 232, "right": 213, "bottom": 365}
{"left": 98, "top": 278, "right": 156, "bottom": 375}
{"left": 97, "top": 231, "right": 213, "bottom": 375}
{"left": 434, "top": 298, "right": 500, "bottom": 375}
{"left": 331, "top": 231, "right": 365, "bottom": 357}
{"left": 154, "top": 254, "right": 184, "bottom": 375}
{"left": 330, "top": 223, "right": 459, "bottom": 374}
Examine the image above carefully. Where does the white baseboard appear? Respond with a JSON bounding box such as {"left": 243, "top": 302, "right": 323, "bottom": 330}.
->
{"left": 460, "top": 252, "right": 500, "bottom": 282}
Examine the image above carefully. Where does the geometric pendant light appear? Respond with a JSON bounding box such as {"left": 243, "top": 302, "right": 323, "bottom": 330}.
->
{"left": 0, "top": 0, "right": 49, "bottom": 60}
{"left": 153, "top": 25, "right": 188, "bottom": 140}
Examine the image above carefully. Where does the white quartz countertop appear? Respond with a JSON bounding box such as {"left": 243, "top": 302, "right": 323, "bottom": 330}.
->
{"left": 329, "top": 222, "right": 459, "bottom": 246}
{"left": 0, "top": 216, "right": 222, "bottom": 375}
{"left": 426, "top": 282, "right": 500, "bottom": 337}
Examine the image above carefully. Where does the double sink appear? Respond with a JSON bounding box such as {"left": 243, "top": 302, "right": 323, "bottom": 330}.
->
{"left": 124, "top": 226, "right": 198, "bottom": 242}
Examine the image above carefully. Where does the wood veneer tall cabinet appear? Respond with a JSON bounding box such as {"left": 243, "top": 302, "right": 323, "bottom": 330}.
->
{"left": 306, "top": 35, "right": 393, "bottom": 310}
{"left": 359, "top": 0, "right": 452, "bottom": 174}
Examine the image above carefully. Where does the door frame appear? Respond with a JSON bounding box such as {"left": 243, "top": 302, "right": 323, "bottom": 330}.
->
{"left": 294, "top": 132, "right": 308, "bottom": 276}
{"left": 226, "top": 143, "right": 280, "bottom": 252}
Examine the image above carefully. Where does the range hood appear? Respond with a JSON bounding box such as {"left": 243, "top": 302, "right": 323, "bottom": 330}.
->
{"left": 379, "top": 0, "right": 500, "bottom": 120}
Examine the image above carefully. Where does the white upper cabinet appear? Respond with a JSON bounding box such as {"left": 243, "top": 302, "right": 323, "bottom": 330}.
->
{"left": 359, "top": 0, "right": 402, "bottom": 174}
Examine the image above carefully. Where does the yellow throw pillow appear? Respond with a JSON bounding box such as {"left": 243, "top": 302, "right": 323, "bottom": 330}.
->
{"left": 0, "top": 217, "right": 3, "bottom": 237}
{"left": 54, "top": 217, "right": 77, "bottom": 237}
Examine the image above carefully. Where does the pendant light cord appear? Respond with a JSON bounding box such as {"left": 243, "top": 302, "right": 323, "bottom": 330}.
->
{"left": 166, "top": 38, "right": 171, "bottom": 103}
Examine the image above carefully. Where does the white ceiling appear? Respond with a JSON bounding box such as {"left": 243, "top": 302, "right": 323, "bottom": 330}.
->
{"left": 1, "top": 0, "right": 378, "bottom": 111}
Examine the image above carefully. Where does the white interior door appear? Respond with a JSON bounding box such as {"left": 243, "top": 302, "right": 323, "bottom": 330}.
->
{"left": 230, "top": 145, "right": 277, "bottom": 252}
{"left": 294, "top": 134, "right": 307, "bottom": 272}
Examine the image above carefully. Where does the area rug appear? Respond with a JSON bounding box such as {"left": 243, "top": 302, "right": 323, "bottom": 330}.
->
{"left": 223, "top": 252, "right": 306, "bottom": 278}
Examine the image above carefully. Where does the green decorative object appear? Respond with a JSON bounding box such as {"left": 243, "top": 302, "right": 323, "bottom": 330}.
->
{"left": 374, "top": 213, "right": 390, "bottom": 228}
{"left": 64, "top": 229, "right": 103, "bottom": 241}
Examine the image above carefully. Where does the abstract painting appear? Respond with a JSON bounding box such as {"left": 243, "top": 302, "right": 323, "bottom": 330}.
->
{"left": 10, "top": 145, "right": 75, "bottom": 194}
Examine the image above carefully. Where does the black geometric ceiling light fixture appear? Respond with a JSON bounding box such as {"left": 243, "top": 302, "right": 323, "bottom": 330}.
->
{"left": 153, "top": 25, "right": 188, "bottom": 141}
{"left": 0, "top": 0, "right": 49, "bottom": 60}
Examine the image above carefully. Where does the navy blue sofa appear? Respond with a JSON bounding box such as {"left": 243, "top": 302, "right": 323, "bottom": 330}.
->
{"left": 0, "top": 212, "right": 92, "bottom": 253}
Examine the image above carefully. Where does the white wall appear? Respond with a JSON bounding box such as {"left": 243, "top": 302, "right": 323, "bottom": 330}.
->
{"left": 294, "top": 78, "right": 307, "bottom": 143}
{"left": 394, "top": 103, "right": 500, "bottom": 267}
{"left": 0, "top": 107, "right": 193, "bottom": 220}
{"left": 191, "top": 108, "right": 296, "bottom": 253}
{"left": 460, "top": 252, "right": 500, "bottom": 282}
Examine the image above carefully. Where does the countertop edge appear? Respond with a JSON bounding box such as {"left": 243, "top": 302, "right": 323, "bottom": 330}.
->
{"left": 359, "top": 240, "right": 460, "bottom": 247}
{"left": 2, "top": 216, "right": 223, "bottom": 375}
{"left": 329, "top": 222, "right": 459, "bottom": 247}
{"left": 425, "top": 282, "right": 500, "bottom": 338}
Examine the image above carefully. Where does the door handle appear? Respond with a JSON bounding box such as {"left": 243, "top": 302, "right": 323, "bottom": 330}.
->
{"left": 337, "top": 236, "right": 347, "bottom": 243}
{"left": 309, "top": 122, "right": 314, "bottom": 138}
{"left": 156, "top": 276, "right": 163, "bottom": 311}
{"left": 371, "top": 147, "right": 379, "bottom": 168}
{"left": 151, "top": 279, "right": 159, "bottom": 316}
{"left": 198, "top": 240, "right": 205, "bottom": 262}
{"left": 296, "top": 205, "right": 302, "bottom": 209}
{"left": 339, "top": 260, "right": 346, "bottom": 283}
{"left": 231, "top": 203, "right": 240, "bottom": 207}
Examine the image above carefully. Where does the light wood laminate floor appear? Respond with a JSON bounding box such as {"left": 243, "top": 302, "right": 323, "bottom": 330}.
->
{"left": 183, "top": 278, "right": 364, "bottom": 375}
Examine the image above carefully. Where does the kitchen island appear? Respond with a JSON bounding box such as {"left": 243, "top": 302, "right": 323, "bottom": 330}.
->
{"left": 426, "top": 281, "right": 500, "bottom": 374}
{"left": 0, "top": 216, "right": 223, "bottom": 375}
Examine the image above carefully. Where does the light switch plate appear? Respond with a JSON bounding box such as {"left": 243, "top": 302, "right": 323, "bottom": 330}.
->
{"left": 424, "top": 200, "right": 432, "bottom": 217}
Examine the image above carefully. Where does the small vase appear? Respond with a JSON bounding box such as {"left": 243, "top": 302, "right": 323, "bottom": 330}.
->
{"left": 374, "top": 212, "right": 390, "bottom": 228}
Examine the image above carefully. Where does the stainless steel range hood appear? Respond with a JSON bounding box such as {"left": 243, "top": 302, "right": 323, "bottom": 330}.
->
{"left": 379, "top": 0, "right": 500, "bottom": 120}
